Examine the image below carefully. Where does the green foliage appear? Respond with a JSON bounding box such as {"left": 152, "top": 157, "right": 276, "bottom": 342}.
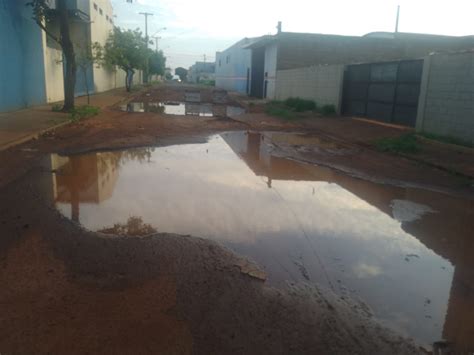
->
{"left": 419, "top": 132, "right": 474, "bottom": 148}
{"left": 102, "top": 28, "right": 148, "bottom": 72}
{"left": 375, "top": 134, "right": 421, "bottom": 154}
{"left": 200, "top": 79, "right": 215, "bottom": 86}
{"left": 319, "top": 104, "right": 336, "bottom": 115}
{"left": 51, "top": 104, "right": 62, "bottom": 112}
{"left": 70, "top": 105, "right": 100, "bottom": 121}
{"left": 148, "top": 49, "right": 166, "bottom": 76}
{"left": 175, "top": 67, "right": 188, "bottom": 81}
{"left": 165, "top": 72, "right": 173, "bottom": 80}
{"left": 284, "top": 97, "right": 317, "bottom": 112}
{"left": 265, "top": 103, "right": 294, "bottom": 120}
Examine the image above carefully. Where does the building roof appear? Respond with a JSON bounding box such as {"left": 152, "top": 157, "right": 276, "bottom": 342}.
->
{"left": 243, "top": 31, "right": 474, "bottom": 50}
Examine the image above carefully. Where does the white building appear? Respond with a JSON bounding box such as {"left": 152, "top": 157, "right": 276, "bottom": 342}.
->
{"left": 0, "top": 0, "right": 138, "bottom": 112}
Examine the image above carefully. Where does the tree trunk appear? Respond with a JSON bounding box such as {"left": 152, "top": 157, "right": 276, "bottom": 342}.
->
{"left": 83, "top": 66, "right": 90, "bottom": 105}
{"left": 57, "top": 0, "right": 76, "bottom": 112}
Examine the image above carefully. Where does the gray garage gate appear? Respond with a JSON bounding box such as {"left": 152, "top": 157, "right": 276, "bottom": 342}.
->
{"left": 342, "top": 59, "right": 424, "bottom": 127}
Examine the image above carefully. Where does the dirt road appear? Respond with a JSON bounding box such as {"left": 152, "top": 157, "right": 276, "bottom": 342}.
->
{"left": 1, "top": 84, "right": 472, "bottom": 354}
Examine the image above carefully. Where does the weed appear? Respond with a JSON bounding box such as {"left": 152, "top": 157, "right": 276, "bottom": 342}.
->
{"left": 265, "top": 105, "right": 294, "bottom": 120}
{"left": 419, "top": 132, "right": 474, "bottom": 148}
{"left": 319, "top": 104, "right": 336, "bottom": 116}
{"left": 70, "top": 105, "right": 100, "bottom": 121}
{"left": 284, "top": 97, "right": 317, "bottom": 112}
{"left": 375, "top": 133, "right": 421, "bottom": 154}
{"left": 51, "top": 104, "right": 62, "bottom": 112}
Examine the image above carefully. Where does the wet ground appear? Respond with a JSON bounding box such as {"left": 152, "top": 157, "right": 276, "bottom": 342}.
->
{"left": 1, "top": 85, "right": 474, "bottom": 354}
{"left": 40, "top": 131, "right": 474, "bottom": 351}
{"left": 120, "top": 101, "right": 245, "bottom": 118}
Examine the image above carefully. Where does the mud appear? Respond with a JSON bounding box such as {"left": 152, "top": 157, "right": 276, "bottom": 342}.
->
{"left": 0, "top": 84, "right": 473, "bottom": 354}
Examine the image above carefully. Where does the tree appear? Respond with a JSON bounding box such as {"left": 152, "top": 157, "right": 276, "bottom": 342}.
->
{"left": 148, "top": 49, "right": 166, "bottom": 78}
{"left": 76, "top": 42, "right": 102, "bottom": 104}
{"left": 175, "top": 67, "right": 188, "bottom": 82}
{"left": 101, "top": 28, "right": 148, "bottom": 92}
{"left": 27, "top": 0, "right": 76, "bottom": 111}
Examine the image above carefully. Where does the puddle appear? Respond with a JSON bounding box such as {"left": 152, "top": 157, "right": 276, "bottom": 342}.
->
{"left": 120, "top": 102, "right": 245, "bottom": 118}
{"left": 43, "top": 131, "right": 474, "bottom": 351}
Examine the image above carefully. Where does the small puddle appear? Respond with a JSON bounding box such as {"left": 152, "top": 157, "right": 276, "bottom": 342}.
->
{"left": 120, "top": 102, "right": 245, "bottom": 118}
{"left": 41, "top": 131, "right": 474, "bottom": 351}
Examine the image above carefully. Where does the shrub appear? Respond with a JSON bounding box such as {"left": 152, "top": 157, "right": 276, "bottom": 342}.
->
{"left": 51, "top": 104, "right": 62, "bottom": 112}
{"left": 284, "top": 97, "right": 316, "bottom": 112}
{"left": 70, "top": 105, "right": 100, "bottom": 121}
{"left": 265, "top": 105, "right": 293, "bottom": 120}
{"left": 375, "top": 133, "right": 420, "bottom": 154}
{"left": 319, "top": 104, "right": 336, "bottom": 115}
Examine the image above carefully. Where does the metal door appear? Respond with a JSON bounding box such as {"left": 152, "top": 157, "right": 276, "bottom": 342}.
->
{"left": 342, "top": 60, "right": 423, "bottom": 127}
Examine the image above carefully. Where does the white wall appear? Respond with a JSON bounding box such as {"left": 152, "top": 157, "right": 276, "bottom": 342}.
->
{"left": 275, "top": 64, "right": 345, "bottom": 113}
{"left": 89, "top": 0, "right": 120, "bottom": 92}
{"left": 264, "top": 43, "right": 278, "bottom": 99}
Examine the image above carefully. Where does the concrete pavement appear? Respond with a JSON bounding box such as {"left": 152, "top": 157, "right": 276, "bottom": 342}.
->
{"left": 0, "top": 88, "right": 129, "bottom": 151}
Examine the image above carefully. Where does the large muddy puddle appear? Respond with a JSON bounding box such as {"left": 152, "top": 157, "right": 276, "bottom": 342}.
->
{"left": 120, "top": 102, "right": 245, "bottom": 118}
{"left": 43, "top": 131, "right": 473, "bottom": 350}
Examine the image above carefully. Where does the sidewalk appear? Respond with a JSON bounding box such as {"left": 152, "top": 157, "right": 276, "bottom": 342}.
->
{"left": 0, "top": 88, "right": 129, "bottom": 151}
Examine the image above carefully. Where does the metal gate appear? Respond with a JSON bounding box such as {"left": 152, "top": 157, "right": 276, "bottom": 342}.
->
{"left": 342, "top": 59, "right": 423, "bottom": 127}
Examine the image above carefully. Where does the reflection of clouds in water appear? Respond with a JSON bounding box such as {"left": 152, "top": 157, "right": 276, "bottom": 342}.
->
{"left": 353, "top": 263, "right": 383, "bottom": 279}
{"left": 390, "top": 199, "right": 437, "bottom": 223}
{"left": 66, "top": 137, "right": 426, "bottom": 260}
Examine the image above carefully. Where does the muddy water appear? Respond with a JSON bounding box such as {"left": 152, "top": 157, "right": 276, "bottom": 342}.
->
{"left": 120, "top": 102, "right": 245, "bottom": 118}
{"left": 44, "top": 131, "right": 474, "bottom": 351}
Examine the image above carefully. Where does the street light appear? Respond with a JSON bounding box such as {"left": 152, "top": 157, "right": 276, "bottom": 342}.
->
{"left": 151, "top": 27, "right": 167, "bottom": 37}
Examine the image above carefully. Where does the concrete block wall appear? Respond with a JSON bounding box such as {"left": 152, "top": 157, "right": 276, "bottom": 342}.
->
{"left": 275, "top": 64, "right": 345, "bottom": 113}
{"left": 416, "top": 51, "right": 474, "bottom": 143}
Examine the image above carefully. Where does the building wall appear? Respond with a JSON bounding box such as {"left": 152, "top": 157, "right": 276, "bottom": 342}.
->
{"left": 43, "top": 43, "right": 65, "bottom": 103}
{"left": 88, "top": 0, "right": 120, "bottom": 93}
{"left": 275, "top": 64, "right": 345, "bottom": 113}
{"left": 416, "top": 51, "right": 474, "bottom": 143}
{"left": 276, "top": 32, "right": 474, "bottom": 70}
{"left": 215, "top": 38, "right": 254, "bottom": 93}
{"left": 0, "top": 0, "right": 47, "bottom": 111}
{"left": 263, "top": 43, "right": 278, "bottom": 99}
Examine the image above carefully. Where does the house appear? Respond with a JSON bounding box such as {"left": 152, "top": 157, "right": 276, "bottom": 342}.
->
{"left": 0, "top": 0, "right": 135, "bottom": 112}
{"left": 187, "top": 62, "right": 215, "bottom": 84}
{"left": 242, "top": 31, "right": 474, "bottom": 100}
{"left": 215, "top": 37, "right": 261, "bottom": 94}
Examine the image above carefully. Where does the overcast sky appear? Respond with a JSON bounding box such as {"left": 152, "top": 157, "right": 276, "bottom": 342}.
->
{"left": 111, "top": 0, "right": 474, "bottom": 70}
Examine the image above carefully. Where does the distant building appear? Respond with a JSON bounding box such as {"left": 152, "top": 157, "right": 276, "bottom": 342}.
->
{"left": 215, "top": 37, "right": 261, "bottom": 94}
{"left": 0, "top": 0, "right": 138, "bottom": 112}
{"left": 188, "top": 62, "right": 215, "bottom": 84}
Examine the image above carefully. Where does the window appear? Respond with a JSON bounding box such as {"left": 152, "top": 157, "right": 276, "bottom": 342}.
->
{"left": 99, "top": 8, "right": 103, "bottom": 15}
{"left": 226, "top": 55, "right": 230, "bottom": 64}
{"left": 93, "top": 3, "right": 98, "bottom": 10}
{"left": 218, "top": 59, "right": 221, "bottom": 67}
{"left": 106, "top": 15, "right": 109, "bottom": 21}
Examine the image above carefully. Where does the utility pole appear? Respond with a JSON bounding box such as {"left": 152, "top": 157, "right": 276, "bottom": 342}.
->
{"left": 395, "top": 5, "right": 400, "bottom": 33}
{"left": 139, "top": 12, "right": 153, "bottom": 83}
{"left": 152, "top": 36, "right": 161, "bottom": 51}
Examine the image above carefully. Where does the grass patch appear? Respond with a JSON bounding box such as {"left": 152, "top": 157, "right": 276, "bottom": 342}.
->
{"left": 319, "top": 104, "right": 336, "bottom": 115}
{"left": 265, "top": 104, "right": 294, "bottom": 120}
{"left": 70, "top": 105, "right": 100, "bottom": 121}
{"left": 51, "top": 104, "right": 62, "bottom": 112}
{"left": 419, "top": 132, "right": 474, "bottom": 149}
{"left": 375, "top": 133, "right": 421, "bottom": 154}
{"left": 284, "top": 97, "right": 316, "bottom": 112}
{"left": 265, "top": 97, "right": 338, "bottom": 120}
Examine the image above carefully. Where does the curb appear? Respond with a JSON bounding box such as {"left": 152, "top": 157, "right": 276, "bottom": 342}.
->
{"left": 0, "top": 120, "right": 71, "bottom": 152}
